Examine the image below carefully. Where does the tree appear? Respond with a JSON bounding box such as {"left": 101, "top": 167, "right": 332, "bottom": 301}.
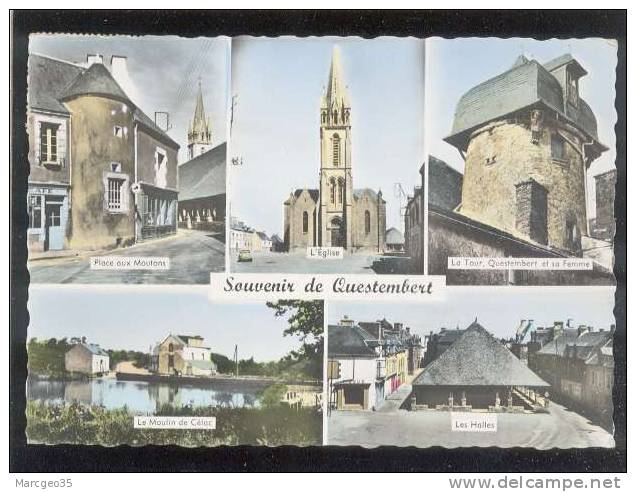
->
{"left": 266, "top": 300, "right": 324, "bottom": 379}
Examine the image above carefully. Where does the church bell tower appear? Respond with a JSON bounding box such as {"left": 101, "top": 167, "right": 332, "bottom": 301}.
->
{"left": 187, "top": 80, "right": 213, "bottom": 160}
{"left": 319, "top": 46, "right": 353, "bottom": 249}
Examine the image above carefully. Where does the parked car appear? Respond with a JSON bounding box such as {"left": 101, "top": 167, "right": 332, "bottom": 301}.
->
{"left": 238, "top": 249, "right": 253, "bottom": 262}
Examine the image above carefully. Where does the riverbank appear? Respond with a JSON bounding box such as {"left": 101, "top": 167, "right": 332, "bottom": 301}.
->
{"left": 26, "top": 400, "right": 322, "bottom": 447}
{"left": 116, "top": 371, "right": 321, "bottom": 388}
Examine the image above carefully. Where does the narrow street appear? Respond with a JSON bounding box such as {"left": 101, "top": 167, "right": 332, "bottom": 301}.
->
{"left": 28, "top": 229, "right": 225, "bottom": 284}
{"left": 328, "top": 389, "right": 614, "bottom": 449}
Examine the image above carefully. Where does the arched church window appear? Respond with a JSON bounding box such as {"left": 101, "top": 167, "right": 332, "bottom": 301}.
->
{"left": 333, "top": 134, "right": 340, "bottom": 166}
{"left": 302, "top": 211, "right": 308, "bottom": 234}
{"left": 337, "top": 178, "right": 344, "bottom": 204}
{"left": 329, "top": 178, "right": 336, "bottom": 204}
{"left": 365, "top": 210, "right": 371, "bottom": 234}
{"left": 333, "top": 110, "right": 338, "bottom": 124}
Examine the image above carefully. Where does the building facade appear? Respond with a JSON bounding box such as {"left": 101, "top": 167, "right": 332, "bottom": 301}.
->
{"left": 419, "top": 54, "right": 615, "bottom": 285}
{"left": 153, "top": 334, "right": 217, "bottom": 377}
{"left": 27, "top": 54, "right": 180, "bottom": 253}
{"left": 65, "top": 343, "right": 110, "bottom": 375}
{"left": 283, "top": 47, "right": 386, "bottom": 252}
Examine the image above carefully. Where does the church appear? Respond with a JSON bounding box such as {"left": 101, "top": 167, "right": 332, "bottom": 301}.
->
{"left": 283, "top": 47, "right": 386, "bottom": 253}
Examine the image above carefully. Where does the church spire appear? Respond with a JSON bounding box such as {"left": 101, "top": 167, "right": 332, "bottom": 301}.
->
{"left": 324, "top": 46, "right": 349, "bottom": 109}
{"left": 187, "top": 78, "right": 213, "bottom": 159}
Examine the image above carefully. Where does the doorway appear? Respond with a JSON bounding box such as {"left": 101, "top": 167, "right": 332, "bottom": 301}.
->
{"left": 330, "top": 217, "right": 344, "bottom": 247}
{"left": 44, "top": 200, "right": 64, "bottom": 251}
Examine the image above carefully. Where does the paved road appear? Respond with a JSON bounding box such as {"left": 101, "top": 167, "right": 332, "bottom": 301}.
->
{"left": 328, "top": 401, "right": 615, "bottom": 449}
{"left": 28, "top": 229, "right": 225, "bottom": 285}
{"left": 230, "top": 250, "right": 412, "bottom": 274}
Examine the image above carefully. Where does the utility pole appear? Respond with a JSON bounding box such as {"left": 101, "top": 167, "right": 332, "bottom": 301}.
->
{"left": 234, "top": 344, "right": 239, "bottom": 378}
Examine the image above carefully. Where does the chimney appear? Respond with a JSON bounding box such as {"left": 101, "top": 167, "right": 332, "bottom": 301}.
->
{"left": 566, "top": 318, "right": 574, "bottom": 329}
{"left": 610, "top": 324, "right": 616, "bottom": 335}
{"left": 515, "top": 179, "right": 548, "bottom": 244}
{"left": 86, "top": 54, "right": 103, "bottom": 66}
{"left": 340, "top": 315, "right": 354, "bottom": 327}
{"left": 110, "top": 55, "right": 139, "bottom": 104}
{"left": 406, "top": 327, "right": 411, "bottom": 335}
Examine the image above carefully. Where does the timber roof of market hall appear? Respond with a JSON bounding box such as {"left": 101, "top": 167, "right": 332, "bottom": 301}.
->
{"left": 413, "top": 321, "right": 549, "bottom": 387}
{"left": 28, "top": 54, "right": 178, "bottom": 148}
{"left": 444, "top": 54, "right": 606, "bottom": 154}
{"left": 328, "top": 324, "right": 377, "bottom": 358}
{"left": 178, "top": 143, "right": 227, "bottom": 202}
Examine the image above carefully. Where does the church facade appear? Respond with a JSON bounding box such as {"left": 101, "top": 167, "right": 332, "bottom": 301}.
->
{"left": 283, "top": 48, "right": 386, "bottom": 253}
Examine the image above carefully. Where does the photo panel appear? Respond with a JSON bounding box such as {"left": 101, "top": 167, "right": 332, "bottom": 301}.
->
{"left": 26, "top": 34, "right": 230, "bottom": 285}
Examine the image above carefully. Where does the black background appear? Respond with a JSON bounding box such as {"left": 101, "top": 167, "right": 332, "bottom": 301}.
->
{"left": 10, "top": 9, "right": 627, "bottom": 473}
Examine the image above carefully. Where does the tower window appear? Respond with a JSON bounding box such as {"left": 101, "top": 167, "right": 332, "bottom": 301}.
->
{"left": 551, "top": 133, "right": 566, "bottom": 162}
{"left": 302, "top": 211, "right": 308, "bottom": 234}
{"left": 329, "top": 178, "right": 336, "bottom": 204}
{"left": 107, "top": 178, "right": 125, "bottom": 211}
{"left": 337, "top": 178, "right": 344, "bottom": 204}
{"left": 365, "top": 210, "right": 371, "bottom": 234}
{"left": 332, "top": 134, "right": 341, "bottom": 166}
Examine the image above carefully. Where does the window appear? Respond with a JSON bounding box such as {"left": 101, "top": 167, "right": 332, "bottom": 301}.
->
{"left": 113, "top": 126, "right": 125, "bottom": 138}
{"left": 110, "top": 162, "right": 121, "bottom": 173}
{"left": 47, "top": 205, "right": 61, "bottom": 227}
{"left": 551, "top": 133, "right": 566, "bottom": 161}
{"left": 332, "top": 135, "right": 341, "bottom": 166}
{"left": 168, "top": 343, "right": 174, "bottom": 352}
{"left": 365, "top": 210, "right": 371, "bottom": 234}
{"left": 39, "top": 122, "right": 59, "bottom": 164}
{"left": 302, "top": 211, "right": 309, "bottom": 234}
{"left": 329, "top": 178, "right": 336, "bottom": 204}
{"left": 337, "top": 178, "right": 344, "bottom": 204}
{"left": 28, "top": 195, "right": 42, "bottom": 229}
{"left": 107, "top": 177, "right": 125, "bottom": 211}
{"left": 567, "top": 71, "right": 578, "bottom": 107}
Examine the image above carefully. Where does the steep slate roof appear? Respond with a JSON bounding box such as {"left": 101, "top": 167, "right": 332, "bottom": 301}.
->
{"left": 437, "top": 328, "right": 466, "bottom": 345}
{"left": 445, "top": 54, "right": 604, "bottom": 152}
{"left": 353, "top": 188, "right": 383, "bottom": 201}
{"left": 28, "top": 54, "right": 85, "bottom": 114}
{"left": 413, "top": 322, "right": 549, "bottom": 387}
{"left": 60, "top": 62, "right": 131, "bottom": 105}
{"left": 270, "top": 234, "right": 283, "bottom": 243}
{"left": 178, "top": 142, "right": 227, "bottom": 201}
{"left": 256, "top": 231, "right": 270, "bottom": 241}
{"left": 328, "top": 324, "right": 377, "bottom": 358}
{"left": 539, "top": 329, "right": 613, "bottom": 361}
{"left": 385, "top": 227, "right": 404, "bottom": 245}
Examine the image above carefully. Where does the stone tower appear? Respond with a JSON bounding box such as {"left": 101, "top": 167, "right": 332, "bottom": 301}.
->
{"left": 319, "top": 46, "right": 353, "bottom": 249}
{"left": 187, "top": 80, "right": 213, "bottom": 160}
{"left": 444, "top": 54, "right": 607, "bottom": 255}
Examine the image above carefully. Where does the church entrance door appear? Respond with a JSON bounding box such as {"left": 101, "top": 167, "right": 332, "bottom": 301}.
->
{"left": 330, "top": 217, "right": 344, "bottom": 247}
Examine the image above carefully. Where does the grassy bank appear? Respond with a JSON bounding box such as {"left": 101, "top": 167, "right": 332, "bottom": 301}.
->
{"left": 26, "top": 400, "right": 322, "bottom": 447}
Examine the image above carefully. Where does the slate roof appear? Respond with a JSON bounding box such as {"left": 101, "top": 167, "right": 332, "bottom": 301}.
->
{"left": 385, "top": 227, "right": 404, "bottom": 245}
{"left": 28, "top": 53, "right": 178, "bottom": 148}
{"left": 538, "top": 329, "right": 613, "bottom": 361}
{"left": 178, "top": 143, "right": 227, "bottom": 201}
{"left": 437, "top": 328, "right": 466, "bottom": 345}
{"left": 80, "top": 343, "right": 109, "bottom": 357}
{"left": 28, "top": 54, "right": 84, "bottom": 114}
{"left": 256, "top": 231, "right": 270, "bottom": 241}
{"left": 271, "top": 234, "right": 283, "bottom": 243}
{"left": 60, "top": 62, "right": 131, "bottom": 104}
{"left": 413, "top": 321, "right": 549, "bottom": 387}
{"left": 445, "top": 54, "right": 604, "bottom": 152}
{"left": 353, "top": 188, "right": 383, "bottom": 201}
{"left": 328, "top": 324, "right": 377, "bottom": 358}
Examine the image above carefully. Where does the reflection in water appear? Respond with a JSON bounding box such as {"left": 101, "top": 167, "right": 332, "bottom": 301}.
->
{"left": 27, "top": 377, "right": 261, "bottom": 412}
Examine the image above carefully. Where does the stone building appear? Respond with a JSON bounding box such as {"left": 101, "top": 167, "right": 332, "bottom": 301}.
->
{"left": 411, "top": 321, "right": 549, "bottom": 412}
{"left": 528, "top": 324, "right": 614, "bottom": 426}
{"left": 27, "top": 53, "right": 180, "bottom": 252}
{"left": 590, "top": 169, "right": 617, "bottom": 241}
{"left": 65, "top": 343, "right": 110, "bottom": 375}
{"left": 420, "top": 53, "right": 615, "bottom": 285}
{"left": 384, "top": 227, "right": 405, "bottom": 253}
{"left": 283, "top": 47, "right": 386, "bottom": 252}
{"left": 152, "top": 334, "right": 216, "bottom": 377}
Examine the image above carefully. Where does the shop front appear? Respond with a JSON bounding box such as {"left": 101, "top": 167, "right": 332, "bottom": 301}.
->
{"left": 27, "top": 183, "right": 70, "bottom": 252}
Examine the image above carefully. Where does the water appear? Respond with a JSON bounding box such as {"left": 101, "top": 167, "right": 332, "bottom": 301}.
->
{"left": 27, "top": 377, "right": 262, "bottom": 413}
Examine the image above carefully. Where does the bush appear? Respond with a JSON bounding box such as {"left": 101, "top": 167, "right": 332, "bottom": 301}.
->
{"left": 26, "top": 401, "right": 322, "bottom": 447}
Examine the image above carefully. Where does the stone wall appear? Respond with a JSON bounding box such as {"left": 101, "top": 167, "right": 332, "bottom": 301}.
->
{"left": 515, "top": 179, "right": 548, "bottom": 245}
{"left": 66, "top": 96, "right": 136, "bottom": 250}
{"left": 351, "top": 190, "right": 385, "bottom": 251}
{"left": 593, "top": 169, "right": 617, "bottom": 241}
{"left": 136, "top": 128, "right": 179, "bottom": 190}
{"left": 460, "top": 115, "right": 588, "bottom": 253}
{"left": 284, "top": 191, "right": 317, "bottom": 250}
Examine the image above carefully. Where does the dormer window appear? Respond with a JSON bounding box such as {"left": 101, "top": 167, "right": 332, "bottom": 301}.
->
{"left": 39, "top": 122, "right": 59, "bottom": 164}
{"left": 566, "top": 70, "right": 579, "bottom": 107}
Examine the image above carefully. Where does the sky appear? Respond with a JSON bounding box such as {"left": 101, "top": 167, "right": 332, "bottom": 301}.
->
{"left": 29, "top": 34, "right": 229, "bottom": 163}
{"left": 28, "top": 286, "right": 310, "bottom": 362}
{"left": 229, "top": 36, "right": 426, "bottom": 237}
{"left": 329, "top": 287, "right": 616, "bottom": 339}
{"left": 426, "top": 37, "right": 618, "bottom": 218}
